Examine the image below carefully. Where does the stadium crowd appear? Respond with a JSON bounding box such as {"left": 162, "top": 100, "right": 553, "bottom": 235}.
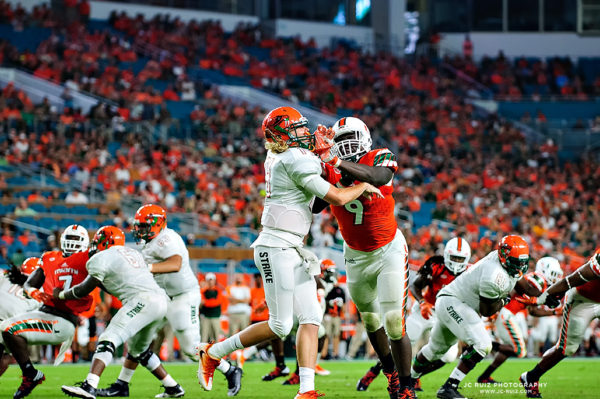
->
{"left": 0, "top": 3, "right": 599, "bottom": 378}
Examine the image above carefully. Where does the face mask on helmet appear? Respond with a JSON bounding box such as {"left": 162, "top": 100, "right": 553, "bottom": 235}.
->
{"left": 443, "top": 237, "right": 471, "bottom": 275}
{"left": 60, "top": 225, "right": 90, "bottom": 256}
{"left": 503, "top": 255, "right": 530, "bottom": 277}
{"left": 332, "top": 117, "right": 372, "bottom": 162}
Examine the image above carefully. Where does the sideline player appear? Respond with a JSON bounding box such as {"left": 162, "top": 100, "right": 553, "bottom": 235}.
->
{"left": 312, "top": 117, "right": 414, "bottom": 398}
{"left": 1, "top": 225, "right": 92, "bottom": 399}
{"left": 357, "top": 238, "right": 471, "bottom": 392}
{"left": 520, "top": 252, "right": 600, "bottom": 398}
{"left": 477, "top": 259, "right": 562, "bottom": 384}
{"left": 410, "top": 235, "right": 542, "bottom": 399}
{"left": 197, "top": 106, "right": 382, "bottom": 399}
{"left": 59, "top": 226, "right": 183, "bottom": 399}
{"left": 0, "top": 257, "right": 41, "bottom": 377}
{"left": 96, "top": 205, "right": 242, "bottom": 397}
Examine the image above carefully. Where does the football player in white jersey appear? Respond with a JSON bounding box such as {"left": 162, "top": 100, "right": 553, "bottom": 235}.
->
{"left": 0, "top": 258, "right": 41, "bottom": 377}
{"left": 411, "top": 235, "right": 542, "bottom": 399}
{"left": 96, "top": 205, "right": 242, "bottom": 397}
{"left": 58, "top": 226, "right": 184, "bottom": 399}
{"left": 197, "top": 106, "right": 382, "bottom": 399}
{"left": 528, "top": 257, "right": 564, "bottom": 355}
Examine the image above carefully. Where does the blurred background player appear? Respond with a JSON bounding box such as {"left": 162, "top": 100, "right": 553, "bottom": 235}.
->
{"left": 197, "top": 107, "right": 382, "bottom": 399}
{"left": 529, "top": 257, "right": 565, "bottom": 356}
{"left": 1, "top": 225, "right": 92, "bottom": 399}
{"left": 411, "top": 235, "right": 541, "bottom": 399}
{"left": 321, "top": 260, "right": 345, "bottom": 360}
{"left": 59, "top": 226, "right": 184, "bottom": 399}
{"left": 357, "top": 237, "right": 471, "bottom": 392}
{"left": 0, "top": 257, "right": 41, "bottom": 377}
{"left": 227, "top": 274, "right": 251, "bottom": 336}
{"left": 200, "top": 272, "right": 224, "bottom": 342}
{"left": 96, "top": 205, "right": 242, "bottom": 397}
{"left": 477, "top": 261, "right": 562, "bottom": 384}
{"left": 313, "top": 117, "right": 414, "bottom": 399}
{"left": 520, "top": 252, "right": 600, "bottom": 398}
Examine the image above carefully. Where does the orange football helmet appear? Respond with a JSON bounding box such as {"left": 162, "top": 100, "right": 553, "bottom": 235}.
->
{"left": 261, "top": 106, "right": 314, "bottom": 150}
{"left": 498, "top": 235, "right": 530, "bottom": 277}
{"left": 320, "top": 259, "right": 337, "bottom": 282}
{"left": 133, "top": 204, "right": 167, "bottom": 243}
{"left": 21, "top": 257, "right": 40, "bottom": 275}
{"left": 90, "top": 226, "right": 125, "bottom": 256}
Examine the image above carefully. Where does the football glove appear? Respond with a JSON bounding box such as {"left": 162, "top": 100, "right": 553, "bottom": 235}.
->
{"left": 420, "top": 300, "right": 433, "bottom": 319}
{"left": 27, "top": 289, "right": 52, "bottom": 303}
{"left": 313, "top": 125, "right": 341, "bottom": 167}
{"left": 537, "top": 291, "right": 562, "bottom": 308}
{"left": 6, "top": 264, "right": 28, "bottom": 286}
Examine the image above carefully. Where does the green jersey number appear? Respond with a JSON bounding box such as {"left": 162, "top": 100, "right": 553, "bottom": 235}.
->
{"left": 345, "top": 200, "right": 364, "bottom": 225}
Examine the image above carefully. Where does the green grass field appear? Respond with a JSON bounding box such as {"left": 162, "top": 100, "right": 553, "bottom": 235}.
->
{"left": 1, "top": 358, "right": 598, "bottom": 398}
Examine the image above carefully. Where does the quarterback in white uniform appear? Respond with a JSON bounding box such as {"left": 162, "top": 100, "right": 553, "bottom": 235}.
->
{"left": 59, "top": 226, "right": 184, "bottom": 399}
{"left": 411, "top": 235, "right": 541, "bottom": 399}
{"left": 0, "top": 258, "right": 41, "bottom": 376}
{"left": 97, "top": 204, "right": 242, "bottom": 397}
{"left": 197, "top": 106, "right": 382, "bottom": 399}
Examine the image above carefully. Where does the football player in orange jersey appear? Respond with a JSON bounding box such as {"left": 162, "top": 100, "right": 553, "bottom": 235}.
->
{"left": 312, "top": 117, "right": 415, "bottom": 399}
{"left": 520, "top": 252, "right": 600, "bottom": 398}
{"left": 357, "top": 238, "right": 471, "bottom": 393}
{"left": 0, "top": 225, "right": 92, "bottom": 399}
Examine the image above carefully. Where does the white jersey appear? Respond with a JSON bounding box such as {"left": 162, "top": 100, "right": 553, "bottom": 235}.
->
{"left": 439, "top": 251, "right": 520, "bottom": 312}
{"left": 87, "top": 246, "right": 167, "bottom": 304}
{"left": 141, "top": 228, "right": 198, "bottom": 297}
{"left": 0, "top": 273, "right": 40, "bottom": 320}
{"left": 253, "top": 148, "right": 330, "bottom": 248}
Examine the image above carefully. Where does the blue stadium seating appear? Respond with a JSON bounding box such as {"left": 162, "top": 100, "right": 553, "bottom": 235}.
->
{"left": 215, "top": 236, "right": 241, "bottom": 247}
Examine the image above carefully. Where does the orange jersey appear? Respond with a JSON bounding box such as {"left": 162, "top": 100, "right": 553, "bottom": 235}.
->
{"left": 505, "top": 272, "right": 547, "bottom": 314}
{"left": 40, "top": 250, "right": 93, "bottom": 315}
{"left": 325, "top": 148, "right": 398, "bottom": 252}
{"left": 250, "top": 286, "right": 268, "bottom": 322}
{"left": 418, "top": 255, "right": 460, "bottom": 306}
{"left": 577, "top": 279, "right": 600, "bottom": 303}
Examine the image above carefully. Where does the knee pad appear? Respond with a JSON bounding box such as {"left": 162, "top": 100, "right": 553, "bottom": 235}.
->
{"left": 460, "top": 347, "right": 486, "bottom": 369}
{"left": 384, "top": 309, "right": 406, "bottom": 340}
{"left": 268, "top": 317, "right": 294, "bottom": 339}
{"left": 93, "top": 340, "right": 115, "bottom": 366}
{"left": 472, "top": 334, "right": 492, "bottom": 358}
{"left": 361, "top": 312, "right": 382, "bottom": 332}
{"left": 563, "top": 343, "right": 579, "bottom": 356}
{"left": 441, "top": 344, "right": 459, "bottom": 363}
{"left": 175, "top": 329, "right": 199, "bottom": 360}
{"left": 129, "top": 348, "right": 161, "bottom": 371}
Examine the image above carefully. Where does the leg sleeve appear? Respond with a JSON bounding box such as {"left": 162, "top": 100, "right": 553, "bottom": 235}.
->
{"left": 167, "top": 291, "right": 201, "bottom": 360}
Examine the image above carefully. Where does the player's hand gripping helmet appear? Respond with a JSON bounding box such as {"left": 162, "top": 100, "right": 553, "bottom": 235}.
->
{"left": 90, "top": 226, "right": 125, "bottom": 257}
{"left": 535, "top": 257, "right": 563, "bottom": 285}
{"left": 60, "top": 224, "right": 90, "bottom": 256}
{"left": 320, "top": 259, "right": 337, "bottom": 283}
{"left": 498, "top": 235, "right": 530, "bottom": 278}
{"left": 331, "top": 117, "right": 372, "bottom": 162}
{"left": 443, "top": 237, "right": 471, "bottom": 275}
{"left": 21, "top": 257, "right": 40, "bottom": 275}
{"left": 133, "top": 204, "right": 167, "bottom": 244}
{"left": 262, "top": 107, "right": 314, "bottom": 150}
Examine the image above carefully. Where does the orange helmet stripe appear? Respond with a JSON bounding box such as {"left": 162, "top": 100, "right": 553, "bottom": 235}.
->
{"left": 339, "top": 117, "right": 347, "bottom": 127}
{"left": 457, "top": 237, "right": 462, "bottom": 251}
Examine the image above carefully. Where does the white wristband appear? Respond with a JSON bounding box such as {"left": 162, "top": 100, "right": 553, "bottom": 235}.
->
{"left": 148, "top": 263, "right": 154, "bottom": 272}
{"left": 333, "top": 158, "right": 342, "bottom": 168}
{"left": 58, "top": 291, "right": 66, "bottom": 300}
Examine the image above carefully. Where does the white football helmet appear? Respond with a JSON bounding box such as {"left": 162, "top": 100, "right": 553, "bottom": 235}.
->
{"left": 535, "top": 256, "right": 563, "bottom": 285}
{"left": 332, "top": 117, "right": 372, "bottom": 162}
{"left": 444, "top": 237, "right": 471, "bottom": 274}
{"left": 60, "top": 224, "right": 90, "bottom": 256}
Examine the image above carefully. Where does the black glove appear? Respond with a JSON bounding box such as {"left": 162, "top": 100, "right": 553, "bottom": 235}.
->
{"left": 6, "top": 264, "right": 28, "bottom": 286}
{"left": 545, "top": 293, "right": 563, "bottom": 309}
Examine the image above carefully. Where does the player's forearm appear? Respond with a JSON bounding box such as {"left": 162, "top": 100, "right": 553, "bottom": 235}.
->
{"left": 547, "top": 263, "right": 597, "bottom": 297}
{"left": 149, "top": 255, "right": 182, "bottom": 274}
{"left": 23, "top": 268, "right": 45, "bottom": 293}
{"left": 528, "top": 307, "right": 558, "bottom": 317}
{"left": 58, "top": 276, "right": 101, "bottom": 300}
{"left": 338, "top": 161, "right": 393, "bottom": 187}
{"left": 323, "top": 182, "right": 367, "bottom": 206}
{"left": 410, "top": 283, "right": 424, "bottom": 303}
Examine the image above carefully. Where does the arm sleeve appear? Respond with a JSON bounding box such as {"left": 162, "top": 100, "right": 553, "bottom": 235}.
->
{"left": 288, "top": 155, "right": 331, "bottom": 198}
{"left": 155, "top": 232, "right": 186, "bottom": 259}
{"left": 86, "top": 256, "right": 106, "bottom": 283}
{"left": 479, "top": 272, "right": 507, "bottom": 300}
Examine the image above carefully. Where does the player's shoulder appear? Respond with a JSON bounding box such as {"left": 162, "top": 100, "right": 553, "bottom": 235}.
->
{"left": 524, "top": 271, "right": 547, "bottom": 292}
{"left": 281, "top": 147, "right": 317, "bottom": 162}
{"left": 362, "top": 148, "right": 397, "bottom": 169}
{"left": 66, "top": 250, "right": 90, "bottom": 265}
{"left": 41, "top": 250, "right": 62, "bottom": 263}
{"left": 420, "top": 255, "right": 444, "bottom": 275}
